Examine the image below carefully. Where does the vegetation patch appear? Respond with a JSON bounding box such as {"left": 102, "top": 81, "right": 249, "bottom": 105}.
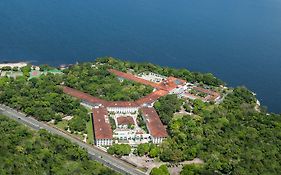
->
{"left": 86, "top": 116, "right": 94, "bottom": 144}
{"left": 1, "top": 58, "right": 280, "bottom": 175}
{"left": 63, "top": 62, "right": 153, "bottom": 101}
{"left": 158, "top": 87, "right": 281, "bottom": 174}
{"left": 107, "top": 144, "right": 131, "bottom": 157}
{"left": 0, "top": 115, "right": 119, "bottom": 175}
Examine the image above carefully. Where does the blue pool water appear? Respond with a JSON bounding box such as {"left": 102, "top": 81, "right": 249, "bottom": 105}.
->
{"left": 0, "top": 0, "right": 281, "bottom": 113}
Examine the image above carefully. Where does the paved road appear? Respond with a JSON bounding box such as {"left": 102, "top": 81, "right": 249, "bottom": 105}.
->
{"left": 0, "top": 104, "right": 146, "bottom": 175}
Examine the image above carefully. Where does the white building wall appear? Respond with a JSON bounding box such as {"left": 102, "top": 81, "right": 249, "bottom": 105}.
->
{"left": 96, "top": 139, "right": 113, "bottom": 146}
{"left": 114, "top": 130, "right": 133, "bottom": 140}
{"left": 113, "top": 130, "right": 151, "bottom": 143}
{"left": 107, "top": 107, "right": 138, "bottom": 114}
{"left": 151, "top": 136, "right": 164, "bottom": 144}
{"left": 81, "top": 102, "right": 95, "bottom": 109}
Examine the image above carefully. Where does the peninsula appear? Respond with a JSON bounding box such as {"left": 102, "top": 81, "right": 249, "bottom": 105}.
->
{"left": 0, "top": 57, "right": 280, "bottom": 175}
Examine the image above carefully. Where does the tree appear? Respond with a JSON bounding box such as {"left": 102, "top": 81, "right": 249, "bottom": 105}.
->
{"left": 137, "top": 112, "right": 148, "bottom": 132}
{"left": 136, "top": 143, "right": 150, "bottom": 156}
{"left": 68, "top": 116, "right": 86, "bottom": 132}
{"left": 0, "top": 74, "right": 88, "bottom": 132}
{"left": 149, "top": 147, "right": 160, "bottom": 158}
{"left": 63, "top": 61, "right": 153, "bottom": 101}
{"left": 39, "top": 64, "right": 54, "bottom": 71}
{"left": 150, "top": 165, "right": 169, "bottom": 175}
{"left": 154, "top": 94, "right": 182, "bottom": 125}
{"left": 183, "top": 103, "right": 192, "bottom": 112}
{"left": 107, "top": 144, "right": 131, "bottom": 157}
{"left": 12, "top": 66, "right": 19, "bottom": 71}
{"left": 180, "top": 164, "right": 203, "bottom": 175}
{"left": 0, "top": 115, "right": 119, "bottom": 175}
{"left": 1, "top": 66, "right": 11, "bottom": 71}
{"left": 21, "top": 64, "right": 32, "bottom": 77}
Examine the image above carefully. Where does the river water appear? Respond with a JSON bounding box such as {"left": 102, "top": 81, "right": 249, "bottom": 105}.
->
{"left": 0, "top": 0, "right": 280, "bottom": 113}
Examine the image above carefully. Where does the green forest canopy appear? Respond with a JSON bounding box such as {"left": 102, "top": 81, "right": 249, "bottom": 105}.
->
{"left": 0, "top": 74, "right": 89, "bottom": 133}
{"left": 156, "top": 87, "right": 281, "bottom": 174}
{"left": 95, "top": 57, "right": 225, "bottom": 86}
{"left": 63, "top": 57, "right": 225, "bottom": 102}
{"left": 0, "top": 58, "right": 280, "bottom": 174}
{"left": 0, "top": 115, "right": 118, "bottom": 175}
{"left": 63, "top": 62, "right": 153, "bottom": 101}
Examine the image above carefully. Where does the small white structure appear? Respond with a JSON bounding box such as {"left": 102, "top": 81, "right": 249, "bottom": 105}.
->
{"left": 138, "top": 72, "right": 166, "bottom": 83}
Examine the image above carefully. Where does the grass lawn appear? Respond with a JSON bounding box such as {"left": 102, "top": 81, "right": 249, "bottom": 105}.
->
{"left": 55, "top": 120, "right": 84, "bottom": 140}
{"left": 86, "top": 115, "right": 94, "bottom": 144}
{"left": 55, "top": 120, "right": 68, "bottom": 130}
{"left": 54, "top": 114, "right": 93, "bottom": 143}
{"left": 203, "top": 104, "right": 215, "bottom": 112}
{"left": 173, "top": 113, "right": 185, "bottom": 120}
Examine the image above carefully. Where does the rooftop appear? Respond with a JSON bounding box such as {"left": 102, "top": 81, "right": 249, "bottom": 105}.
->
{"left": 117, "top": 116, "right": 135, "bottom": 126}
{"left": 193, "top": 86, "right": 220, "bottom": 97}
{"left": 62, "top": 86, "right": 107, "bottom": 105}
{"left": 140, "top": 107, "right": 168, "bottom": 138}
{"left": 108, "top": 69, "right": 186, "bottom": 92}
{"left": 159, "top": 76, "right": 186, "bottom": 91}
{"left": 63, "top": 69, "right": 186, "bottom": 108}
{"left": 108, "top": 69, "right": 169, "bottom": 90}
{"left": 136, "top": 89, "right": 169, "bottom": 106}
{"left": 63, "top": 86, "right": 169, "bottom": 108}
{"left": 192, "top": 86, "right": 221, "bottom": 101}
{"left": 62, "top": 69, "right": 188, "bottom": 142}
{"left": 92, "top": 107, "right": 113, "bottom": 139}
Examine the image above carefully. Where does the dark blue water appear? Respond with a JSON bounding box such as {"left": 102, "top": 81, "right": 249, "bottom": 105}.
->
{"left": 0, "top": 0, "right": 281, "bottom": 113}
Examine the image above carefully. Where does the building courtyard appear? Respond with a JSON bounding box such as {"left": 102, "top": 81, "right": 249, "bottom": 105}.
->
{"left": 63, "top": 68, "right": 221, "bottom": 147}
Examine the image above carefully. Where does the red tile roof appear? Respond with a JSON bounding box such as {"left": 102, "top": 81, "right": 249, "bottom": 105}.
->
{"left": 62, "top": 86, "right": 139, "bottom": 107}
{"left": 193, "top": 87, "right": 221, "bottom": 101}
{"left": 117, "top": 116, "right": 135, "bottom": 126}
{"left": 62, "top": 70, "right": 187, "bottom": 141}
{"left": 92, "top": 107, "right": 113, "bottom": 139}
{"left": 136, "top": 89, "right": 169, "bottom": 105}
{"left": 159, "top": 76, "right": 186, "bottom": 91}
{"left": 193, "top": 86, "right": 220, "bottom": 96}
{"left": 108, "top": 69, "right": 168, "bottom": 90}
{"left": 62, "top": 86, "right": 107, "bottom": 105}
{"left": 63, "top": 69, "right": 186, "bottom": 109}
{"left": 140, "top": 107, "right": 168, "bottom": 138}
{"left": 108, "top": 69, "right": 186, "bottom": 92}
{"left": 63, "top": 85, "right": 168, "bottom": 108}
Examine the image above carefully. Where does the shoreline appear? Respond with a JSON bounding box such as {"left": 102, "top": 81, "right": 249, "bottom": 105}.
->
{"left": 0, "top": 61, "right": 28, "bottom": 68}
{"left": 0, "top": 60, "right": 278, "bottom": 114}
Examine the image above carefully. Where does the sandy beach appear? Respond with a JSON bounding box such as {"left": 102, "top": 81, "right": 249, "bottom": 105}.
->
{"left": 0, "top": 62, "right": 27, "bottom": 68}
